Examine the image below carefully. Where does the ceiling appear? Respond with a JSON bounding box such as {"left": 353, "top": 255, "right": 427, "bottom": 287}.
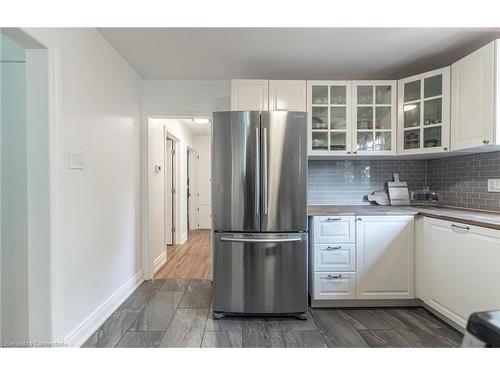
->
{"left": 99, "top": 28, "right": 500, "bottom": 80}
{"left": 180, "top": 119, "right": 210, "bottom": 136}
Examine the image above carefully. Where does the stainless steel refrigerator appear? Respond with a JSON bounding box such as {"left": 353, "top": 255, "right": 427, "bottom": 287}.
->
{"left": 211, "top": 111, "right": 308, "bottom": 319}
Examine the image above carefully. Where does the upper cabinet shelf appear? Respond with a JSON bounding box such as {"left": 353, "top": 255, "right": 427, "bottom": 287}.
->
{"left": 397, "top": 67, "right": 451, "bottom": 155}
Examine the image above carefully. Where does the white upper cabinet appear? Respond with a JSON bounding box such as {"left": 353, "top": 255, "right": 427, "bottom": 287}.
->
{"left": 356, "top": 216, "right": 415, "bottom": 299}
{"left": 269, "top": 80, "right": 307, "bottom": 111}
{"left": 451, "top": 40, "right": 499, "bottom": 151}
{"left": 398, "top": 67, "right": 451, "bottom": 155}
{"left": 307, "top": 81, "right": 352, "bottom": 155}
{"left": 352, "top": 81, "right": 397, "bottom": 155}
{"left": 230, "top": 79, "right": 269, "bottom": 111}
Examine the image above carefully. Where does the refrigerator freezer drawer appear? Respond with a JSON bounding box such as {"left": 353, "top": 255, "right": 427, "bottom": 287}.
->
{"left": 213, "top": 232, "right": 308, "bottom": 315}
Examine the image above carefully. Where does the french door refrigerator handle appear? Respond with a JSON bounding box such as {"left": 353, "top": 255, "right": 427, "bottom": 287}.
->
{"left": 255, "top": 126, "right": 260, "bottom": 215}
{"left": 220, "top": 236, "right": 302, "bottom": 243}
{"left": 262, "top": 126, "right": 268, "bottom": 215}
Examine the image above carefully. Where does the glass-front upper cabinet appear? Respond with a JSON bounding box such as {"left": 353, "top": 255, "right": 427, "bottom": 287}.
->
{"left": 307, "top": 81, "right": 352, "bottom": 155}
{"left": 398, "top": 67, "right": 450, "bottom": 155}
{"left": 352, "top": 81, "right": 397, "bottom": 155}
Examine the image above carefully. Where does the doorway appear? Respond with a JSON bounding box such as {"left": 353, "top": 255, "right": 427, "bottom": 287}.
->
{"left": 146, "top": 116, "right": 212, "bottom": 280}
{"left": 0, "top": 29, "right": 53, "bottom": 345}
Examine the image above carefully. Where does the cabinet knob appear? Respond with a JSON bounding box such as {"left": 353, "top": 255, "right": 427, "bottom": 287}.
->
{"left": 443, "top": 147, "right": 448, "bottom": 151}
{"left": 327, "top": 274, "right": 342, "bottom": 280}
{"left": 483, "top": 139, "right": 490, "bottom": 145}
{"left": 352, "top": 151, "right": 358, "bottom": 154}
{"left": 346, "top": 151, "right": 351, "bottom": 154}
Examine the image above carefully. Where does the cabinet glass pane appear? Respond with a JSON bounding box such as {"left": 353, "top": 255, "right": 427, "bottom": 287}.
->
{"left": 330, "top": 86, "right": 346, "bottom": 105}
{"left": 424, "top": 126, "right": 442, "bottom": 148}
{"left": 330, "top": 107, "right": 346, "bottom": 130}
{"left": 375, "top": 107, "right": 391, "bottom": 129}
{"left": 312, "top": 107, "right": 328, "bottom": 129}
{"left": 357, "top": 86, "right": 373, "bottom": 104}
{"left": 424, "top": 98, "right": 442, "bottom": 126}
{"left": 404, "top": 80, "right": 421, "bottom": 102}
{"left": 403, "top": 103, "right": 420, "bottom": 128}
{"left": 424, "top": 74, "right": 442, "bottom": 98}
{"left": 357, "top": 107, "right": 373, "bottom": 129}
{"left": 374, "top": 132, "right": 391, "bottom": 151}
{"left": 330, "top": 132, "right": 346, "bottom": 151}
{"left": 375, "top": 86, "right": 391, "bottom": 104}
{"left": 311, "top": 132, "right": 328, "bottom": 150}
{"left": 312, "top": 86, "right": 328, "bottom": 105}
{"left": 404, "top": 129, "right": 420, "bottom": 149}
{"left": 357, "top": 132, "right": 374, "bottom": 151}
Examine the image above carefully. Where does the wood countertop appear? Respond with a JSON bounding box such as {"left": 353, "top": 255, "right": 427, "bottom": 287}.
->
{"left": 308, "top": 205, "right": 500, "bottom": 230}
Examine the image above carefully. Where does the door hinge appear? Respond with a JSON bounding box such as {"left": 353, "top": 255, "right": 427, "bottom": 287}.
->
{"left": 171, "top": 188, "right": 175, "bottom": 194}
{"left": 172, "top": 227, "right": 175, "bottom": 233}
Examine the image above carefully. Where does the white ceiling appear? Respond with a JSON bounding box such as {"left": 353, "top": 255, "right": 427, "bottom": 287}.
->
{"left": 180, "top": 119, "right": 211, "bottom": 136}
{"left": 99, "top": 28, "right": 500, "bottom": 80}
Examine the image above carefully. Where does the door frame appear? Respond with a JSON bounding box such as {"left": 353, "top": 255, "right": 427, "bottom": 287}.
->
{"left": 164, "top": 135, "right": 175, "bottom": 246}
{"left": 186, "top": 145, "right": 197, "bottom": 231}
{"left": 143, "top": 112, "right": 212, "bottom": 280}
{"left": 5, "top": 28, "right": 60, "bottom": 343}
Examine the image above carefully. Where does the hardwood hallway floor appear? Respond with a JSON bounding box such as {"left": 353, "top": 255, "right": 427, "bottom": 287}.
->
{"left": 155, "top": 229, "right": 211, "bottom": 279}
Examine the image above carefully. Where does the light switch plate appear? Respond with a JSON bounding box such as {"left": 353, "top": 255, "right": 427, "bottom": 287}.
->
{"left": 487, "top": 179, "right": 500, "bottom": 192}
{"left": 69, "top": 151, "right": 84, "bottom": 170}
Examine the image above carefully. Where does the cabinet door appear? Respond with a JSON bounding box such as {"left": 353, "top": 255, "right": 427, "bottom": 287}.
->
{"left": 356, "top": 216, "right": 415, "bottom": 299}
{"left": 352, "top": 81, "right": 397, "bottom": 155}
{"left": 421, "top": 217, "right": 500, "bottom": 328}
{"left": 307, "top": 81, "right": 352, "bottom": 156}
{"left": 451, "top": 41, "right": 496, "bottom": 151}
{"left": 398, "top": 67, "right": 451, "bottom": 155}
{"left": 313, "top": 272, "right": 356, "bottom": 300}
{"left": 269, "top": 80, "right": 306, "bottom": 111}
{"left": 230, "top": 79, "right": 269, "bottom": 111}
{"left": 313, "top": 216, "right": 355, "bottom": 243}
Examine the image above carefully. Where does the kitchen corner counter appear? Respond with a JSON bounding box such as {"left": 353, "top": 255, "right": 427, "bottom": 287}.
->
{"left": 308, "top": 204, "right": 500, "bottom": 230}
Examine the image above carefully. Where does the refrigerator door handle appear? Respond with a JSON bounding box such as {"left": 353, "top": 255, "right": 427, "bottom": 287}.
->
{"left": 262, "top": 126, "right": 268, "bottom": 215}
{"left": 255, "top": 126, "right": 260, "bottom": 215}
{"left": 220, "top": 236, "right": 302, "bottom": 243}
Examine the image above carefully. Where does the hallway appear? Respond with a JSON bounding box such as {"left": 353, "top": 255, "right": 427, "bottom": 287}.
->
{"left": 155, "top": 229, "right": 211, "bottom": 279}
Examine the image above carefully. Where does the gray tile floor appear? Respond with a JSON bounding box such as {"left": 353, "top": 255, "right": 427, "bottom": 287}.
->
{"left": 83, "top": 279, "right": 463, "bottom": 348}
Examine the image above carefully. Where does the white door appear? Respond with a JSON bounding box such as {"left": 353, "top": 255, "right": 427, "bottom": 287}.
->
{"left": 421, "top": 217, "right": 500, "bottom": 328}
{"left": 195, "top": 136, "right": 212, "bottom": 229}
{"left": 451, "top": 41, "right": 496, "bottom": 151}
{"left": 165, "top": 138, "right": 174, "bottom": 245}
{"left": 356, "top": 216, "right": 415, "bottom": 299}
{"left": 230, "top": 79, "right": 269, "bottom": 111}
{"left": 269, "top": 80, "right": 307, "bottom": 111}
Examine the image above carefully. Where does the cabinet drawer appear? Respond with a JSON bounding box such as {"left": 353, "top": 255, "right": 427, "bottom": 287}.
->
{"left": 313, "top": 216, "right": 355, "bottom": 243}
{"left": 313, "top": 272, "right": 356, "bottom": 300}
{"left": 314, "top": 243, "right": 355, "bottom": 272}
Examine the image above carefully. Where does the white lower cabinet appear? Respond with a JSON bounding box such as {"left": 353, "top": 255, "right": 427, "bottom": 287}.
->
{"left": 313, "top": 272, "right": 356, "bottom": 300}
{"left": 356, "top": 216, "right": 415, "bottom": 299}
{"left": 420, "top": 217, "right": 500, "bottom": 328}
{"left": 309, "top": 215, "right": 415, "bottom": 305}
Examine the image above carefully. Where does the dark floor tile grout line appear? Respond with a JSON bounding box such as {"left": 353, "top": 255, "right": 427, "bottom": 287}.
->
{"left": 150, "top": 279, "right": 190, "bottom": 348}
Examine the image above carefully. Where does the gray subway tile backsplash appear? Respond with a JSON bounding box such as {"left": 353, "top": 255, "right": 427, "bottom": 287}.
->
{"left": 308, "top": 151, "right": 500, "bottom": 211}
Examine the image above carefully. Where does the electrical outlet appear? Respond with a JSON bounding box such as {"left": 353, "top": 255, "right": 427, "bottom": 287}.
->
{"left": 487, "top": 179, "right": 500, "bottom": 192}
{"left": 69, "top": 151, "right": 84, "bottom": 170}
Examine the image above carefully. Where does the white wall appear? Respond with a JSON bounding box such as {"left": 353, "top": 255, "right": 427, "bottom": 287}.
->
{"left": 143, "top": 80, "right": 230, "bottom": 114}
{"left": 148, "top": 119, "right": 165, "bottom": 273}
{"left": 26, "top": 28, "right": 143, "bottom": 345}
{"left": 194, "top": 135, "right": 212, "bottom": 229}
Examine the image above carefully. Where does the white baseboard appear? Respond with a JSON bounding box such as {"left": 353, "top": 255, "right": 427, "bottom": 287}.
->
{"left": 153, "top": 251, "right": 167, "bottom": 274}
{"left": 180, "top": 231, "right": 188, "bottom": 244}
{"left": 64, "top": 270, "right": 144, "bottom": 347}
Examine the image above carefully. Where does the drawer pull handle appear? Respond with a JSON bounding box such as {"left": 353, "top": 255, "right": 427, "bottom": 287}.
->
{"left": 326, "top": 217, "right": 341, "bottom": 221}
{"left": 325, "top": 246, "right": 341, "bottom": 250}
{"left": 327, "top": 274, "right": 342, "bottom": 280}
{"left": 451, "top": 224, "right": 470, "bottom": 231}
